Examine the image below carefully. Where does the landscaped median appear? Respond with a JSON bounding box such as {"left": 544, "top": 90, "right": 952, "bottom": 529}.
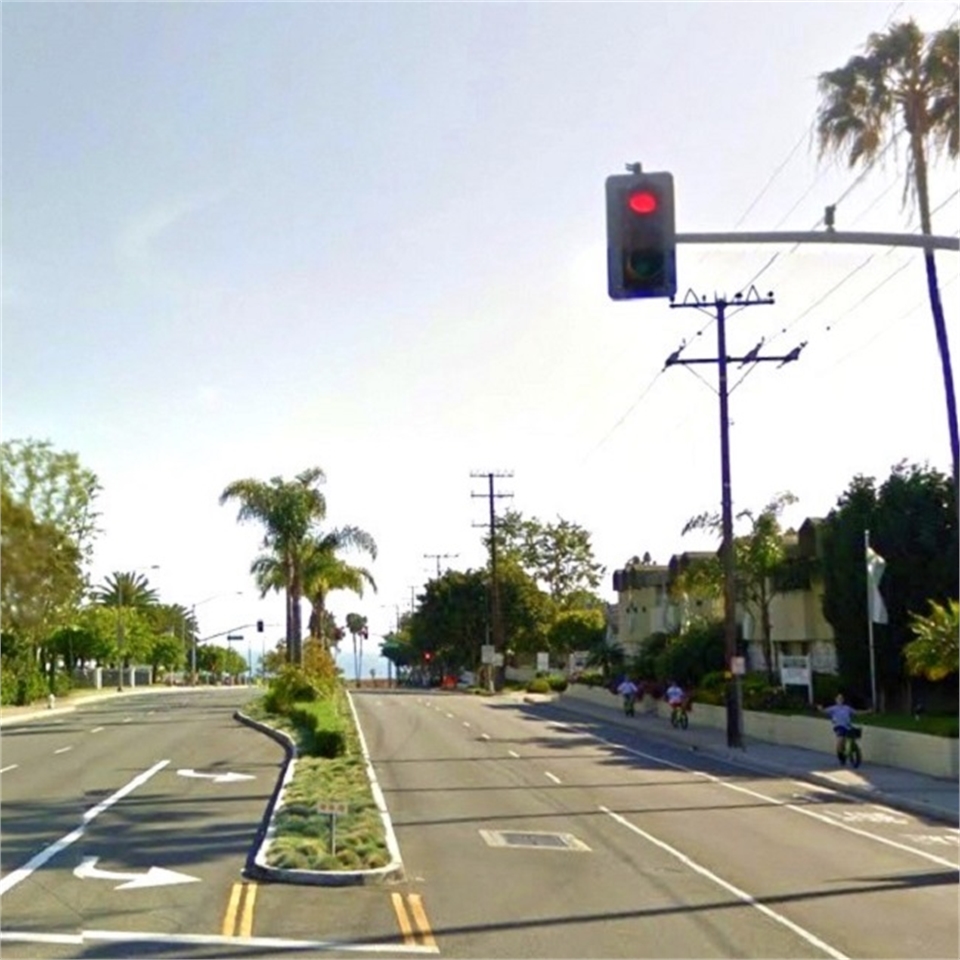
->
{"left": 236, "top": 684, "right": 403, "bottom": 885}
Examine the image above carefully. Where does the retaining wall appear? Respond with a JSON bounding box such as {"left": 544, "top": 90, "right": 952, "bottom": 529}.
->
{"left": 561, "top": 684, "right": 958, "bottom": 780}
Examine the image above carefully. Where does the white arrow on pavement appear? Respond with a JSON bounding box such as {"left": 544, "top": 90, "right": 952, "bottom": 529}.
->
{"left": 74, "top": 856, "right": 200, "bottom": 890}
{"left": 176, "top": 768, "right": 255, "bottom": 783}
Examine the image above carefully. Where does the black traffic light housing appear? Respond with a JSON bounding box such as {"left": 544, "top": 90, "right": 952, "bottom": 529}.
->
{"left": 606, "top": 171, "right": 677, "bottom": 300}
{"left": 256, "top": 620, "right": 264, "bottom": 633}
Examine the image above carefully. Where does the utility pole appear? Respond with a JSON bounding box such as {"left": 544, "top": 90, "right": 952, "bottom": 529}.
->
{"left": 471, "top": 471, "right": 513, "bottom": 690}
{"left": 424, "top": 553, "right": 459, "bottom": 578}
{"left": 667, "top": 287, "right": 804, "bottom": 749}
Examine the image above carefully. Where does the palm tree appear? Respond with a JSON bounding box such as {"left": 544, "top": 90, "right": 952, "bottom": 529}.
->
{"left": 346, "top": 612, "right": 369, "bottom": 685}
{"left": 220, "top": 468, "right": 327, "bottom": 664}
{"left": 301, "top": 527, "right": 378, "bottom": 650}
{"left": 93, "top": 571, "right": 159, "bottom": 609}
{"left": 817, "top": 18, "right": 960, "bottom": 489}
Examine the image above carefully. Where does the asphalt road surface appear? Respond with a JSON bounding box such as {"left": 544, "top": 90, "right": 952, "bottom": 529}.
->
{"left": 1, "top": 687, "right": 957, "bottom": 959}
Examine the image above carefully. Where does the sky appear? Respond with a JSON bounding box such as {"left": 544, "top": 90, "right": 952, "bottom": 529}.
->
{"left": 4, "top": 1, "right": 959, "bottom": 674}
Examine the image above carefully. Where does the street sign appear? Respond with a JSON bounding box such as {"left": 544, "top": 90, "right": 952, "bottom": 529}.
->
{"left": 536, "top": 651, "right": 549, "bottom": 672}
{"left": 481, "top": 644, "right": 495, "bottom": 665}
{"left": 226, "top": 634, "right": 243, "bottom": 641}
{"left": 316, "top": 801, "right": 349, "bottom": 815}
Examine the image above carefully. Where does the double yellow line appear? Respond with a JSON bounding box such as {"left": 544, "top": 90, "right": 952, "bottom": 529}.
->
{"left": 391, "top": 892, "right": 437, "bottom": 949}
{"left": 222, "top": 881, "right": 258, "bottom": 938}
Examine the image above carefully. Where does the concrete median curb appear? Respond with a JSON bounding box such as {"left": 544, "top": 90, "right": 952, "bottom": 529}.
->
{"left": 235, "top": 696, "right": 405, "bottom": 886}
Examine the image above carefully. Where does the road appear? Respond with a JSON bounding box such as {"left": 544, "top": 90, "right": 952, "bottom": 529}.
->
{"left": 0, "top": 688, "right": 957, "bottom": 958}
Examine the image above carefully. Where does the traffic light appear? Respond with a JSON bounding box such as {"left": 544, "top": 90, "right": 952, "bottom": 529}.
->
{"left": 424, "top": 651, "right": 432, "bottom": 662}
{"left": 606, "top": 171, "right": 676, "bottom": 300}
{"left": 256, "top": 620, "right": 264, "bottom": 633}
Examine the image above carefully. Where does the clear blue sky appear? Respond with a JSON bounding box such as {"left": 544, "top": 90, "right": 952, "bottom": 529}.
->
{"left": 4, "top": 2, "right": 958, "bottom": 668}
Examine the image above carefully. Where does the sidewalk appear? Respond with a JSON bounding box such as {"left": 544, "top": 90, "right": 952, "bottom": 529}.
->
{"left": 542, "top": 690, "right": 959, "bottom": 827}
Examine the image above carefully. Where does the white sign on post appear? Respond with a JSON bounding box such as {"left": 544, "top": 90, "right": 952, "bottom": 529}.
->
{"left": 779, "top": 654, "right": 813, "bottom": 702}
{"left": 481, "top": 644, "right": 496, "bottom": 665}
{"left": 536, "top": 651, "right": 549, "bottom": 673}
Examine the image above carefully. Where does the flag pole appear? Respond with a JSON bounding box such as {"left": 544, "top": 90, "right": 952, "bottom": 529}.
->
{"left": 865, "top": 529, "right": 878, "bottom": 710}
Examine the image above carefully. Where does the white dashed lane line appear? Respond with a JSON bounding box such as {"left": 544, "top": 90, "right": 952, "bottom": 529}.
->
{"left": 544, "top": 772, "right": 562, "bottom": 784}
{"left": 462, "top": 722, "right": 471, "bottom": 728}
{"left": 91, "top": 727, "right": 104, "bottom": 734}
{"left": 480, "top": 733, "right": 490, "bottom": 740}
{"left": 0, "top": 765, "right": 18, "bottom": 775}
{"left": 54, "top": 747, "right": 73, "bottom": 755}
{"left": 508, "top": 750, "right": 520, "bottom": 759}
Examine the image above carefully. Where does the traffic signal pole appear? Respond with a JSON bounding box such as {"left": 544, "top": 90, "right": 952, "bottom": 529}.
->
{"left": 668, "top": 290, "right": 804, "bottom": 749}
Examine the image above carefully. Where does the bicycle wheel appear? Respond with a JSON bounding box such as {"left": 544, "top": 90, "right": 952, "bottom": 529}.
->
{"left": 679, "top": 710, "right": 689, "bottom": 730}
{"left": 849, "top": 740, "right": 862, "bottom": 769}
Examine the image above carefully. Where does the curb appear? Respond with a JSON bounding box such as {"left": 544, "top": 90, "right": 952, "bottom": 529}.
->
{"left": 547, "top": 695, "right": 960, "bottom": 828}
{"left": 235, "top": 698, "right": 405, "bottom": 886}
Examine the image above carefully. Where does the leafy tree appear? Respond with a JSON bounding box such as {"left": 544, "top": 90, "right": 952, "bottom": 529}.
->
{"left": 817, "top": 18, "right": 960, "bottom": 488}
{"left": 546, "top": 608, "right": 605, "bottom": 657}
{"left": 1, "top": 487, "right": 83, "bottom": 662}
{"left": 220, "top": 468, "right": 328, "bottom": 664}
{"left": 93, "top": 571, "right": 159, "bottom": 609}
{"left": 409, "top": 569, "right": 489, "bottom": 671}
{"left": 904, "top": 598, "right": 959, "bottom": 681}
{"left": 345, "top": 612, "right": 368, "bottom": 683}
{"left": 821, "top": 462, "right": 957, "bottom": 707}
{"left": 491, "top": 510, "right": 605, "bottom": 608}
{"left": 683, "top": 492, "right": 798, "bottom": 681}
{"left": 0, "top": 438, "right": 102, "bottom": 568}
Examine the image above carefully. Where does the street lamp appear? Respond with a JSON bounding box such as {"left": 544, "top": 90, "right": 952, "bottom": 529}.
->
{"left": 116, "top": 565, "right": 160, "bottom": 691}
{"left": 187, "top": 591, "right": 244, "bottom": 684}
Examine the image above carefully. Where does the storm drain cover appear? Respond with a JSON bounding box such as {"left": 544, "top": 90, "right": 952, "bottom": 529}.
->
{"left": 479, "top": 830, "right": 590, "bottom": 851}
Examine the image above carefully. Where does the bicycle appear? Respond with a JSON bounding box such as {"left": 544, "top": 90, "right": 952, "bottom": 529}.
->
{"left": 669, "top": 701, "right": 689, "bottom": 729}
{"left": 837, "top": 726, "right": 862, "bottom": 768}
{"left": 622, "top": 693, "right": 636, "bottom": 717}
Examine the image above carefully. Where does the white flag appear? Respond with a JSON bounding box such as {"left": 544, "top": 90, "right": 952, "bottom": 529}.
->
{"left": 866, "top": 546, "right": 888, "bottom": 624}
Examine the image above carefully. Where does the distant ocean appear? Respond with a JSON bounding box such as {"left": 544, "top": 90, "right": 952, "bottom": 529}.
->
{"left": 334, "top": 647, "right": 395, "bottom": 682}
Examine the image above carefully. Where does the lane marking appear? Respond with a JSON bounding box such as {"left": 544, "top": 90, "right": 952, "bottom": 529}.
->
{"left": 407, "top": 893, "right": 437, "bottom": 949}
{"left": 462, "top": 721, "right": 471, "bottom": 728}
{"left": 54, "top": 747, "right": 73, "bottom": 755}
{"left": 1, "top": 928, "right": 439, "bottom": 954}
{"left": 222, "top": 883, "right": 243, "bottom": 937}
{"left": 391, "top": 892, "right": 416, "bottom": 946}
{"left": 508, "top": 750, "right": 520, "bottom": 758}
{"left": 445, "top": 713, "right": 454, "bottom": 719}
{"left": 544, "top": 772, "right": 561, "bottom": 784}
{"left": 569, "top": 724, "right": 959, "bottom": 869}
{"left": 91, "top": 727, "right": 104, "bottom": 734}
{"left": 0, "top": 765, "right": 18, "bottom": 774}
{"left": 122, "top": 718, "right": 132, "bottom": 723}
{"left": 479, "top": 733, "right": 490, "bottom": 740}
{"left": 0, "top": 759, "right": 170, "bottom": 897}
{"left": 239, "top": 882, "right": 257, "bottom": 938}
{"left": 601, "top": 806, "right": 848, "bottom": 960}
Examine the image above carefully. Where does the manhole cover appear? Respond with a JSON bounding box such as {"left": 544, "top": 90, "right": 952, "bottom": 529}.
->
{"left": 479, "top": 830, "right": 590, "bottom": 851}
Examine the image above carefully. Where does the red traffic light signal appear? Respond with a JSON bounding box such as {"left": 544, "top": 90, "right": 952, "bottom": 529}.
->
{"left": 424, "top": 651, "right": 432, "bottom": 662}
{"left": 606, "top": 171, "right": 677, "bottom": 300}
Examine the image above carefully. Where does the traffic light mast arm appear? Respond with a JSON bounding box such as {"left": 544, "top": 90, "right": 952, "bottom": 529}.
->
{"left": 676, "top": 230, "right": 959, "bottom": 252}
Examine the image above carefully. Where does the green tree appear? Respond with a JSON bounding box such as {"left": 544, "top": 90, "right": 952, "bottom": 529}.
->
{"left": 683, "top": 492, "right": 798, "bottom": 681}
{"left": 817, "top": 18, "right": 960, "bottom": 489}
{"left": 345, "top": 612, "right": 368, "bottom": 684}
{"left": 491, "top": 510, "right": 605, "bottom": 609}
{"left": 300, "top": 528, "right": 377, "bottom": 649}
{"left": 0, "top": 438, "right": 102, "bottom": 569}
{"left": 546, "top": 608, "right": 605, "bottom": 657}
{"left": 903, "top": 598, "right": 959, "bottom": 681}
{"left": 0, "top": 488, "right": 83, "bottom": 666}
{"left": 220, "top": 468, "right": 328, "bottom": 664}
{"left": 409, "top": 569, "right": 489, "bottom": 672}
{"left": 821, "top": 462, "right": 958, "bottom": 707}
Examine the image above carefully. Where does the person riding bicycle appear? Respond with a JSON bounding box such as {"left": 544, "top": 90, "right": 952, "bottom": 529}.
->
{"left": 665, "top": 680, "right": 686, "bottom": 722}
{"left": 616, "top": 677, "right": 639, "bottom": 716}
{"left": 819, "top": 693, "right": 861, "bottom": 764}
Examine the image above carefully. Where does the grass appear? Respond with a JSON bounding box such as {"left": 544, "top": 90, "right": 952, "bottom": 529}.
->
{"left": 251, "top": 686, "right": 392, "bottom": 872}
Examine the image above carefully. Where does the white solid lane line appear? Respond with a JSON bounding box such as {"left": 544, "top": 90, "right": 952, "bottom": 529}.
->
{"left": 602, "top": 806, "right": 848, "bottom": 960}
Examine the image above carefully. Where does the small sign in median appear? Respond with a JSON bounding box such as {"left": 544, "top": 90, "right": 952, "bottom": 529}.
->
{"left": 317, "top": 801, "right": 349, "bottom": 854}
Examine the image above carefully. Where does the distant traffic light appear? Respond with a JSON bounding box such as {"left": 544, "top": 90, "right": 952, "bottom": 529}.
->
{"left": 256, "top": 620, "right": 264, "bottom": 633}
{"left": 424, "top": 651, "right": 432, "bottom": 662}
{"left": 606, "top": 171, "right": 677, "bottom": 300}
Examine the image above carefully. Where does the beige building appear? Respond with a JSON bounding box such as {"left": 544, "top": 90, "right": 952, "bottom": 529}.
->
{"left": 611, "top": 519, "right": 838, "bottom": 676}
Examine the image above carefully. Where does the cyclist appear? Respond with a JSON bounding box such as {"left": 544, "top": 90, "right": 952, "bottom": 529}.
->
{"left": 616, "top": 677, "right": 639, "bottom": 716}
{"left": 819, "top": 693, "right": 862, "bottom": 765}
{"left": 665, "top": 680, "right": 686, "bottom": 724}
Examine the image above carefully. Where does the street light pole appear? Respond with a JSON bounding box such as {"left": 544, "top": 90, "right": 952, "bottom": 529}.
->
{"left": 188, "top": 591, "right": 244, "bottom": 685}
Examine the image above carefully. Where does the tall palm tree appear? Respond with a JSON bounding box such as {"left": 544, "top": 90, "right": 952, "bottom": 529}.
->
{"left": 301, "top": 527, "right": 378, "bottom": 651}
{"left": 346, "top": 612, "right": 369, "bottom": 684}
{"left": 93, "top": 571, "right": 159, "bottom": 609}
{"left": 220, "top": 468, "right": 327, "bottom": 664}
{"left": 817, "top": 18, "right": 960, "bottom": 489}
